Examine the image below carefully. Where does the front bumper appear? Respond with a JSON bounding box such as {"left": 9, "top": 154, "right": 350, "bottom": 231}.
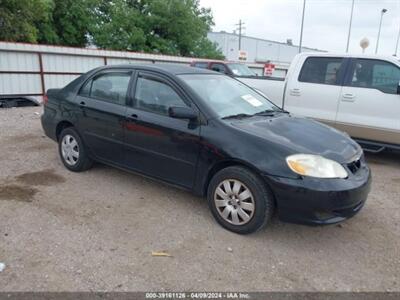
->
{"left": 265, "top": 160, "right": 371, "bottom": 225}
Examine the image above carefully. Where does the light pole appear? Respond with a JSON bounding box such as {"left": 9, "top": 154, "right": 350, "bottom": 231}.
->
{"left": 395, "top": 20, "right": 400, "bottom": 56}
{"left": 299, "top": 0, "right": 306, "bottom": 53}
{"left": 346, "top": 0, "right": 355, "bottom": 52}
{"left": 375, "top": 8, "right": 387, "bottom": 54}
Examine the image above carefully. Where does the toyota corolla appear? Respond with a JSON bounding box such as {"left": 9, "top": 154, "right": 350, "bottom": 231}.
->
{"left": 41, "top": 64, "right": 371, "bottom": 234}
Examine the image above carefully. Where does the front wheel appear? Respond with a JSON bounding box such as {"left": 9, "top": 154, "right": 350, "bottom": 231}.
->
{"left": 58, "top": 127, "right": 93, "bottom": 172}
{"left": 207, "top": 166, "right": 274, "bottom": 234}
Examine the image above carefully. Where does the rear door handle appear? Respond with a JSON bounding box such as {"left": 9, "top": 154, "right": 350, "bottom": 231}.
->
{"left": 342, "top": 94, "right": 355, "bottom": 102}
{"left": 290, "top": 88, "right": 301, "bottom": 96}
{"left": 79, "top": 101, "right": 86, "bottom": 106}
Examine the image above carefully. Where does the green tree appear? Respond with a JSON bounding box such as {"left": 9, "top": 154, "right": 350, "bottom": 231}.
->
{"left": 141, "top": 0, "right": 214, "bottom": 55}
{"left": 90, "top": 0, "right": 224, "bottom": 59}
{"left": 0, "top": 0, "right": 224, "bottom": 59}
{"left": 0, "top": 0, "right": 55, "bottom": 42}
{"left": 35, "top": 0, "right": 59, "bottom": 44}
{"left": 89, "top": 0, "right": 146, "bottom": 51}
{"left": 0, "top": 0, "right": 94, "bottom": 46}
{"left": 47, "top": 0, "right": 93, "bottom": 46}
{"left": 192, "top": 37, "right": 224, "bottom": 60}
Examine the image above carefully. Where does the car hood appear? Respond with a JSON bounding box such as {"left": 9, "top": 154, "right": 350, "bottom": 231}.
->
{"left": 229, "top": 114, "right": 362, "bottom": 163}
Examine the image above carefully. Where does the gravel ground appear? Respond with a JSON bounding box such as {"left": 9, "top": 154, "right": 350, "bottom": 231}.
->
{"left": 0, "top": 107, "right": 399, "bottom": 292}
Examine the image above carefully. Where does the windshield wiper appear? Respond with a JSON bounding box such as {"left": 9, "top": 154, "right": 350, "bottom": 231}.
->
{"left": 222, "top": 113, "right": 253, "bottom": 120}
{"left": 253, "top": 109, "right": 290, "bottom": 116}
{"left": 253, "top": 109, "right": 280, "bottom": 116}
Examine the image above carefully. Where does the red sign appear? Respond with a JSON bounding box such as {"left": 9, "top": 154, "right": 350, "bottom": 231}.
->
{"left": 264, "top": 63, "right": 275, "bottom": 76}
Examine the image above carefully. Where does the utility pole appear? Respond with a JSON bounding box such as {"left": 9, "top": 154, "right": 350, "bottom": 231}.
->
{"left": 299, "top": 0, "right": 306, "bottom": 53}
{"left": 235, "top": 19, "right": 245, "bottom": 50}
{"left": 346, "top": 0, "right": 355, "bottom": 52}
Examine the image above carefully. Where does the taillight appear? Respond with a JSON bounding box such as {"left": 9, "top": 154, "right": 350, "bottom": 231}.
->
{"left": 43, "top": 94, "right": 48, "bottom": 105}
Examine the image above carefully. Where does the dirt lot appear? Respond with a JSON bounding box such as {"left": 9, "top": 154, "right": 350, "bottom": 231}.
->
{"left": 0, "top": 107, "right": 399, "bottom": 292}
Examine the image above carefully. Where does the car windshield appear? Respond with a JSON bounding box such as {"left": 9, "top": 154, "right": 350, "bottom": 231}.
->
{"left": 227, "top": 63, "right": 256, "bottom": 76}
{"left": 179, "top": 74, "right": 280, "bottom": 118}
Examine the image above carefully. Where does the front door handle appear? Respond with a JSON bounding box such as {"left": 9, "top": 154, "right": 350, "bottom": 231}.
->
{"left": 342, "top": 94, "right": 355, "bottom": 102}
{"left": 290, "top": 88, "right": 301, "bottom": 96}
{"left": 126, "top": 113, "right": 138, "bottom": 121}
{"left": 79, "top": 101, "right": 86, "bottom": 106}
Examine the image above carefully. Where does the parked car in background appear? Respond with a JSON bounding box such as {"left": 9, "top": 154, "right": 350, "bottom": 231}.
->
{"left": 191, "top": 60, "right": 286, "bottom": 103}
{"left": 283, "top": 53, "right": 400, "bottom": 152}
{"left": 190, "top": 60, "right": 257, "bottom": 77}
{"left": 42, "top": 64, "right": 371, "bottom": 234}
{"left": 205, "top": 54, "right": 400, "bottom": 153}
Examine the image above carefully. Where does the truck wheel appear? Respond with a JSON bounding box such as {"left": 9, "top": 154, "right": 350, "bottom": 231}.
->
{"left": 58, "top": 127, "right": 93, "bottom": 172}
{"left": 207, "top": 166, "right": 274, "bottom": 234}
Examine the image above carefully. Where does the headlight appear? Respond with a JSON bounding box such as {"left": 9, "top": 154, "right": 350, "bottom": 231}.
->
{"left": 286, "top": 154, "right": 348, "bottom": 179}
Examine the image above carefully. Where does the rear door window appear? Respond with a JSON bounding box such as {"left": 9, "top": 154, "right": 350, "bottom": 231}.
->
{"left": 298, "top": 57, "right": 344, "bottom": 85}
{"left": 349, "top": 59, "right": 400, "bottom": 94}
{"left": 80, "top": 72, "right": 132, "bottom": 105}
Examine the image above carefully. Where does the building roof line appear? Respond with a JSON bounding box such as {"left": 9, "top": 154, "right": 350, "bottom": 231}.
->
{"left": 208, "top": 31, "right": 325, "bottom": 52}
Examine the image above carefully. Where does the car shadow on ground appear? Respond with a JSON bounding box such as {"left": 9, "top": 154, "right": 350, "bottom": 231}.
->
{"left": 364, "top": 150, "right": 400, "bottom": 167}
{"left": 88, "top": 150, "right": 381, "bottom": 244}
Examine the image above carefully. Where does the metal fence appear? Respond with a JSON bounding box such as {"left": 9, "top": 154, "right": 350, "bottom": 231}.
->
{"left": 0, "top": 41, "right": 288, "bottom": 102}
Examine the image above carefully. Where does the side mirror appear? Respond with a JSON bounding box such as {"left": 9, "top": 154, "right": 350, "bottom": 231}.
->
{"left": 397, "top": 82, "right": 400, "bottom": 94}
{"left": 168, "top": 106, "right": 197, "bottom": 120}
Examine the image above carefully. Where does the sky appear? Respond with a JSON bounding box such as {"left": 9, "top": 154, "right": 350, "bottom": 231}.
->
{"left": 199, "top": 0, "right": 400, "bottom": 55}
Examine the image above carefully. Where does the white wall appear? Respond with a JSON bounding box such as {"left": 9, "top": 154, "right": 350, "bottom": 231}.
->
{"left": 208, "top": 32, "right": 324, "bottom": 64}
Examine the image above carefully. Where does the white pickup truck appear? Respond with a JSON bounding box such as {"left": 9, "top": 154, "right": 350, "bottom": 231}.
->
{"left": 238, "top": 53, "right": 400, "bottom": 152}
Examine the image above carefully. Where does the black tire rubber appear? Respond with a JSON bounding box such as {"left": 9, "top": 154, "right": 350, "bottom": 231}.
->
{"left": 207, "top": 166, "right": 274, "bottom": 234}
{"left": 58, "top": 127, "right": 93, "bottom": 172}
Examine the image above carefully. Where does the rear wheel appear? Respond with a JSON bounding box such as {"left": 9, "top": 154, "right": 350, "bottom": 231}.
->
{"left": 58, "top": 127, "right": 93, "bottom": 172}
{"left": 207, "top": 166, "right": 274, "bottom": 234}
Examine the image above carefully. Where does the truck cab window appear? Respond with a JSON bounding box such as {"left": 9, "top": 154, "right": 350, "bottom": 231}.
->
{"left": 298, "top": 57, "right": 343, "bottom": 85}
{"left": 350, "top": 59, "right": 400, "bottom": 94}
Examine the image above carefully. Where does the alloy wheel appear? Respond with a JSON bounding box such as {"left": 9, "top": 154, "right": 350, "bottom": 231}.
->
{"left": 214, "top": 179, "right": 255, "bottom": 225}
{"left": 61, "top": 134, "right": 79, "bottom": 166}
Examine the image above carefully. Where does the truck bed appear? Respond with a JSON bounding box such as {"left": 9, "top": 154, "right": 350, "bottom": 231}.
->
{"left": 236, "top": 76, "right": 285, "bottom": 108}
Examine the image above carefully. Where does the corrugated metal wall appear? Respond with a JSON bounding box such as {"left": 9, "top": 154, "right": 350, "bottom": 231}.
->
{"left": 0, "top": 41, "right": 288, "bottom": 102}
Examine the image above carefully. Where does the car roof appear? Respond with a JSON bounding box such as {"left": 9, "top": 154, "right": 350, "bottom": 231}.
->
{"left": 297, "top": 52, "right": 400, "bottom": 64}
{"left": 98, "top": 63, "right": 217, "bottom": 75}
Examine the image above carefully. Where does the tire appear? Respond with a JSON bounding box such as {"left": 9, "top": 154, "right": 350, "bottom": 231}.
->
{"left": 207, "top": 166, "right": 274, "bottom": 234}
{"left": 58, "top": 127, "right": 93, "bottom": 172}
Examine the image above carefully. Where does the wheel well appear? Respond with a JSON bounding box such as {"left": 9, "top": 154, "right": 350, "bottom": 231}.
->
{"left": 204, "top": 161, "right": 259, "bottom": 194}
{"left": 203, "top": 160, "right": 278, "bottom": 207}
{"left": 56, "top": 121, "right": 74, "bottom": 141}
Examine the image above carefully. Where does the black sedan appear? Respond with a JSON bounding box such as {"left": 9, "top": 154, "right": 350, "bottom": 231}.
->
{"left": 41, "top": 64, "right": 371, "bottom": 234}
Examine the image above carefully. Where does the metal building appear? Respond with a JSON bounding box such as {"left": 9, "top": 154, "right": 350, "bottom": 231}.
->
{"left": 208, "top": 31, "right": 324, "bottom": 65}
